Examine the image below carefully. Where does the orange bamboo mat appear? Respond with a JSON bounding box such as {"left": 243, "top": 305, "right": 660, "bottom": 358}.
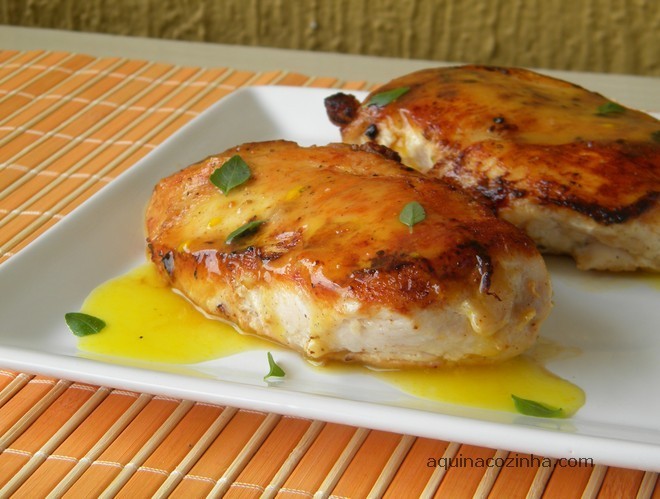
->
{"left": 0, "top": 49, "right": 657, "bottom": 497}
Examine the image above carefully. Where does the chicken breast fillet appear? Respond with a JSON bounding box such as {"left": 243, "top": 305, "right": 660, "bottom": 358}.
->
{"left": 146, "top": 140, "right": 551, "bottom": 368}
{"left": 325, "top": 65, "right": 660, "bottom": 272}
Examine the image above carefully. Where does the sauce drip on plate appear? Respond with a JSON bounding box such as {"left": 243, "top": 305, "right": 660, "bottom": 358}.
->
{"left": 372, "top": 355, "right": 583, "bottom": 415}
{"left": 77, "top": 263, "right": 271, "bottom": 363}
{"left": 77, "top": 262, "right": 585, "bottom": 415}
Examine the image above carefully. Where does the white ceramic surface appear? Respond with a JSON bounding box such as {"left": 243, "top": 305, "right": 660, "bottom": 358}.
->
{"left": 1, "top": 87, "right": 658, "bottom": 471}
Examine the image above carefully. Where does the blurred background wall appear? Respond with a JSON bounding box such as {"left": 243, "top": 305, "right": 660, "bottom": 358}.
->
{"left": 1, "top": 0, "right": 658, "bottom": 76}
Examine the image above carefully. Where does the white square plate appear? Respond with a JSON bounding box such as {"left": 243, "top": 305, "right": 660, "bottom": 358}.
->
{"left": 1, "top": 86, "right": 659, "bottom": 471}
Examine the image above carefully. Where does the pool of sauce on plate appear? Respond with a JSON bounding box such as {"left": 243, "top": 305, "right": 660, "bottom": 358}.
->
{"left": 77, "top": 262, "right": 585, "bottom": 415}
{"left": 77, "top": 263, "right": 272, "bottom": 364}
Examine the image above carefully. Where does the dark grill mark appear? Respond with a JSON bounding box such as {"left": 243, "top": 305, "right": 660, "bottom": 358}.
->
{"left": 365, "top": 124, "right": 378, "bottom": 139}
{"left": 324, "top": 92, "right": 361, "bottom": 126}
{"left": 161, "top": 251, "right": 175, "bottom": 276}
{"left": 546, "top": 191, "right": 658, "bottom": 225}
{"left": 356, "top": 142, "right": 402, "bottom": 163}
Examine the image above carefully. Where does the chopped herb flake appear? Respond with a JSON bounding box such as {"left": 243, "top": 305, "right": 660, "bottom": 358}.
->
{"left": 596, "top": 101, "right": 625, "bottom": 116}
{"left": 512, "top": 395, "right": 564, "bottom": 418}
{"left": 210, "top": 155, "right": 251, "bottom": 194}
{"left": 399, "top": 201, "right": 426, "bottom": 232}
{"left": 264, "top": 351, "right": 286, "bottom": 380}
{"left": 65, "top": 312, "right": 106, "bottom": 337}
{"left": 225, "top": 220, "right": 265, "bottom": 244}
{"left": 367, "top": 86, "right": 410, "bottom": 107}
{"left": 651, "top": 130, "right": 660, "bottom": 143}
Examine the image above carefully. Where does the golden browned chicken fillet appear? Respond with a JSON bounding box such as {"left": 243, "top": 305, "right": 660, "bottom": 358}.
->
{"left": 325, "top": 65, "right": 660, "bottom": 271}
{"left": 146, "top": 140, "right": 551, "bottom": 367}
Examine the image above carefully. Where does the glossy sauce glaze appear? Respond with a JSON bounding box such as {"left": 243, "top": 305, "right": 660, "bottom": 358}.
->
{"left": 332, "top": 65, "right": 660, "bottom": 212}
{"left": 77, "top": 263, "right": 272, "bottom": 363}
{"left": 145, "top": 141, "right": 552, "bottom": 368}
{"left": 327, "top": 66, "right": 660, "bottom": 273}
{"left": 77, "top": 262, "right": 584, "bottom": 415}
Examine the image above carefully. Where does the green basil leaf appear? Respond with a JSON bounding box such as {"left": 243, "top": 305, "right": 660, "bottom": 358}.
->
{"left": 210, "top": 155, "right": 251, "bottom": 194}
{"left": 264, "top": 351, "right": 286, "bottom": 380}
{"left": 367, "top": 86, "right": 410, "bottom": 107}
{"left": 65, "top": 312, "right": 106, "bottom": 337}
{"left": 225, "top": 220, "right": 265, "bottom": 244}
{"left": 399, "top": 201, "right": 426, "bottom": 232}
{"left": 596, "top": 101, "right": 625, "bottom": 116}
{"left": 512, "top": 395, "right": 564, "bottom": 418}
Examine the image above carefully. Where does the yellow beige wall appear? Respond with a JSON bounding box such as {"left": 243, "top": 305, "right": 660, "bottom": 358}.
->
{"left": 2, "top": 0, "right": 659, "bottom": 76}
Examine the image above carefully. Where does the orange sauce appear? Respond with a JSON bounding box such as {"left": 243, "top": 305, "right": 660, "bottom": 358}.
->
{"left": 77, "top": 263, "right": 271, "bottom": 364}
{"left": 77, "top": 262, "right": 585, "bottom": 415}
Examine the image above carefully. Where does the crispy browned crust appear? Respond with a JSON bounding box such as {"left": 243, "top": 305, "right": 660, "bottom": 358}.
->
{"left": 145, "top": 140, "right": 552, "bottom": 366}
{"left": 326, "top": 65, "right": 660, "bottom": 226}
{"left": 324, "top": 92, "right": 361, "bottom": 126}
{"left": 146, "top": 140, "right": 539, "bottom": 316}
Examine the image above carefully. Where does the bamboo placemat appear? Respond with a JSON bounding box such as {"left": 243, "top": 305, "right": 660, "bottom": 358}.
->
{"left": 0, "top": 49, "right": 658, "bottom": 498}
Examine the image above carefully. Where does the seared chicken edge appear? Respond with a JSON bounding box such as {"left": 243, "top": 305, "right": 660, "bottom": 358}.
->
{"left": 325, "top": 65, "right": 660, "bottom": 272}
{"left": 146, "top": 140, "right": 552, "bottom": 367}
